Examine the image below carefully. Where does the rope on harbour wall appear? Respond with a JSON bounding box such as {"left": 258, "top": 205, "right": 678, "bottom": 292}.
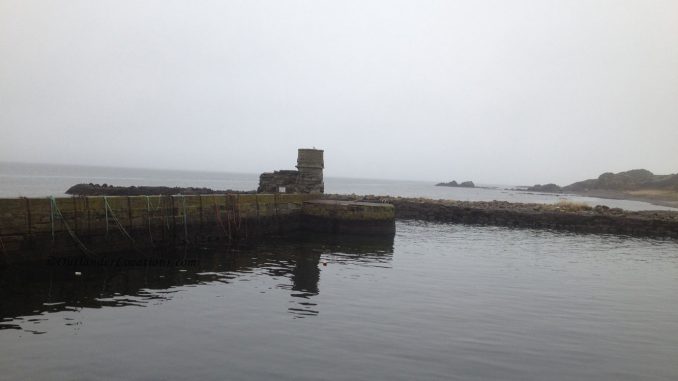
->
{"left": 226, "top": 205, "right": 233, "bottom": 239}
{"left": 236, "top": 196, "right": 242, "bottom": 232}
{"left": 183, "top": 195, "right": 189, "bottom": 241}
{"left": 49, "top": 196, "right": 96, "bottom": 256}
{"left": 213, "top": 195, "right": 231, "bottom": 240}
{"left": 103, "top": 196, "right": 148, "bottom": 256}
{"left": 104, "top": 196, "right": 135, "bottom": 242}
{"left": 180, "top": 195, "right": 190, "bottom": 243}
{"left": 50, "top": 196, "right": 55, "bottom": 240}
{"left": 234, "top": 195, "right": 246, "bottom": 240}
{"left": 229, "top": 195, "right": 241, "bottom": 237}
{"left": 144, "top": 195, "right": 165, "bottom": 244}
{"left": 164, "top": 196, "right": 170, "bottom": 231}
{"left": 104, "top": 196, "right": 109, "bottom": 237}
{"left": 145, "top": 195, "right": 154, "bottom": 243}
{"left": 151, "top": 195, "right": 170, "bottom": 231}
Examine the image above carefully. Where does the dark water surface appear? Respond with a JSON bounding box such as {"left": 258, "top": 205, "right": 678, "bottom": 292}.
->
{"left": 1, "top": 221, "right": 677, "bottom": 380}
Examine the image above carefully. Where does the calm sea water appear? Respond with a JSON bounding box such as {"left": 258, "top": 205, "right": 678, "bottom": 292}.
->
{"left": 1, "top": 161, "right": 675, "bottom": 211}
{"left": 1, "top": 223, "right": 677, "bottom": 380}
{"left": 1, "top": 162, "right": 678, "bottom": 380}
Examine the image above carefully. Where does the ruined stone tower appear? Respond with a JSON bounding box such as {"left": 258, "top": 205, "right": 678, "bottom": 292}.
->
{"left": 295, "top": 148, "right": 324, "bottom": 193}
{"left": 258, "top": 148, "right": 324, "bottom": 194}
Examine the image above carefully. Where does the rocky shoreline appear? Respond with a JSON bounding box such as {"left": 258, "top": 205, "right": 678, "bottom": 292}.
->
{"left": 569, "top": 189, "right": 678, "bottom": 209}
{"left": 521, "top": 188, "right": 678, "bottom": 209}
{"left": 323, "top": 194, "right": 678, "bottom": 239}
{"left": 526, "top": 169, "right": 678, "bottom": 209}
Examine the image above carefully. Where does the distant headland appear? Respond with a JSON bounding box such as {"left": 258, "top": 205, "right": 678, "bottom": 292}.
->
{"left": 527, "top": 169, "right": 678, "bottom": 208}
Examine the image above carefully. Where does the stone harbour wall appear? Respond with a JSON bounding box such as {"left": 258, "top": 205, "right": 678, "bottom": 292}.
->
{"left": 0, "top": 194, "right": 318, "bottom": 264}
{"left": 302, "top": 200, "right": 395, "bottom": 235}
{"left": 0, "top": 194, "right": 398, "bottom": 264}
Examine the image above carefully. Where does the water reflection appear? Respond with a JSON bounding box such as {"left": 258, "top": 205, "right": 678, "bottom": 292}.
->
{"left": 0, "top": 233, "right": 394, "bottom": 331}
{"left": 288, "top": 251, "right": 321, "bottom": 318}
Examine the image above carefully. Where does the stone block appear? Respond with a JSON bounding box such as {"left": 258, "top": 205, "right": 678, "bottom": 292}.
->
{"left": 0, "top": 198, "right": 27, "bottom": 235}
{"left": 237, "top": 194, "right": 258, "bottom": 219}
{"left": 257, "top": 194, "right": 276, "bottom": 216}
{"left": 301, "top": 200, "right": 395, "bottom": 235}
{"left": 29, "top": 198, "right": 53, "bottom": 233}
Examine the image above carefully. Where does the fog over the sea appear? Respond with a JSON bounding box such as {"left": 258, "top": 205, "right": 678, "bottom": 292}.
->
{"left": 1, "top": 0, "right": 676, "bottom": 185}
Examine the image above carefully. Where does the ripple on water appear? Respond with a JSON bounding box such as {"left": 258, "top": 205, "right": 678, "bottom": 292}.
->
{"left": 1, "top": 221, "right": 677, "bottom": 380}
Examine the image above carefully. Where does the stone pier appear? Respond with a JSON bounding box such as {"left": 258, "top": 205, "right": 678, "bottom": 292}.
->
{"left": 0, "top": 194, "right": 396, "bottom": 264}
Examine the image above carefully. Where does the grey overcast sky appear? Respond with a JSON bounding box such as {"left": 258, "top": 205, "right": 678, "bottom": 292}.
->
{"left": 1, "top": 0, "right": 676, "bottom": 185}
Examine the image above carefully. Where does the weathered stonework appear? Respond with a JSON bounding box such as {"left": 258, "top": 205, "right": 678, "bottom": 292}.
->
{"left": 0, "top": 193, "right": 397, "bottom": 264}
{"left": 302, "top": 200, "right": 396, "bottom": 235}
{"left": 258, "top": 149, "right": 324, "bottom": 194}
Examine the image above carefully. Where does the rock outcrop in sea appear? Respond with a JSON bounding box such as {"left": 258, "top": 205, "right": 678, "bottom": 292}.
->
{"left": 527, "top": 183, "right": 563, "bottom": 193}
{"left": 436, "top": 180, "right": 475, "bottom": 188}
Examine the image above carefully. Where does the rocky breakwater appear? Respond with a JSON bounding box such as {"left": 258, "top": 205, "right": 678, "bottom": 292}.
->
{"left": 67, "top": 183, "right": 254, "bottom": 196}
{"left": 324, "top": 195, "right": 678, "bottom": 239}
